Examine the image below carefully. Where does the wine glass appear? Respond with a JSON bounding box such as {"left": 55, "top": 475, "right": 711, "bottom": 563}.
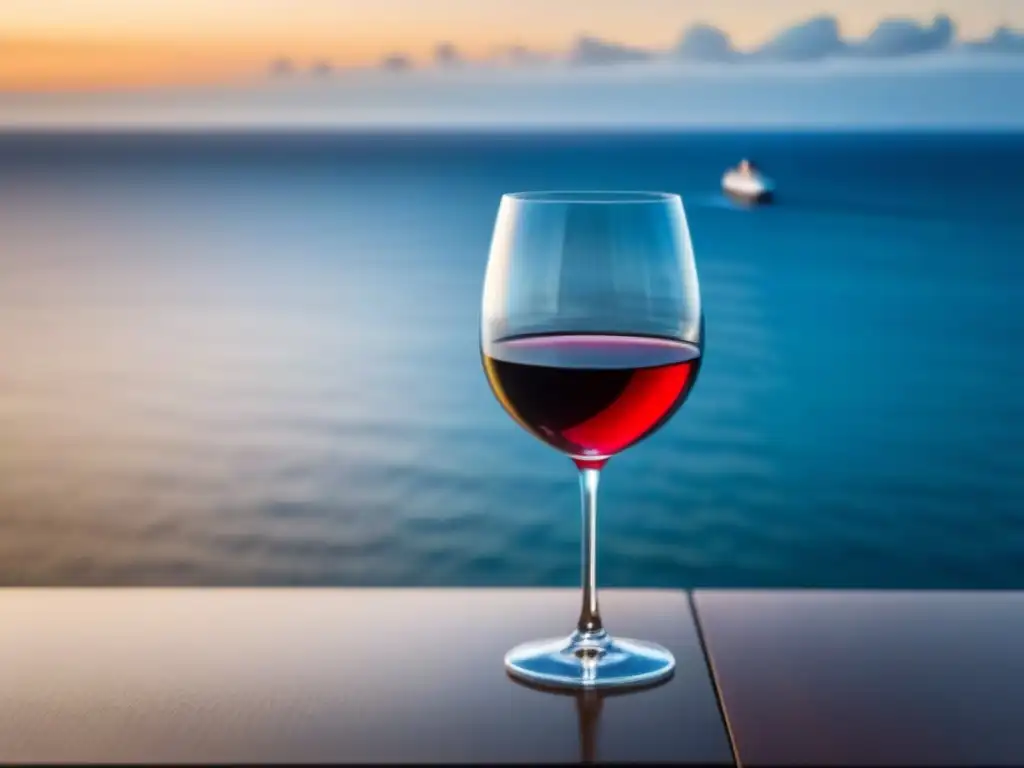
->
{"left": 481, "top": 191, "right": 703, "bottom": 689}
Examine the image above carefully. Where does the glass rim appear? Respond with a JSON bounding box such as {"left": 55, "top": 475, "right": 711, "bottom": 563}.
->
{"left": 503, "top": 190, "right": 680, "bottom": 205}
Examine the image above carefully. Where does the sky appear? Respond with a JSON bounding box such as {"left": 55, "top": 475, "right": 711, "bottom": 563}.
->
{"left": 1, "top": 1, "right": 1022, "bottom": 128}
{"left": 2, "top": 0, "right": 1022, "bottom": 89}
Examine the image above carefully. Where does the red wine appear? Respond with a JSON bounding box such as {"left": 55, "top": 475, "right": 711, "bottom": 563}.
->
{"left": 483, "top": 334, "right": 701, "bottom": 467}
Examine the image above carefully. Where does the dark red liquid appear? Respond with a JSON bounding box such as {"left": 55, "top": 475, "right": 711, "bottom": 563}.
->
{"left": 483, "top": 334, "right": 701, "bottom": 467}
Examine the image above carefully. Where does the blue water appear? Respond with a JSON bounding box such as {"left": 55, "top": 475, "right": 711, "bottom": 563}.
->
{"left": 0, "top": 131, "right": 1022, "bottom": 587}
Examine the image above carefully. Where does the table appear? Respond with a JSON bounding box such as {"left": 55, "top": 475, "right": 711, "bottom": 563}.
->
{"left": 11, "top": 588, "right": 1024, "bottom": 765}
{"left": 0, "top": 588, "right": 733, "bottom": 765}
{"left": 694, "top": 590, "right": 1024, "bottom": 767}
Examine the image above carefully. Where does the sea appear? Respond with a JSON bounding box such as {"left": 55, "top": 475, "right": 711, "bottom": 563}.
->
{"left": 0, "top": 130, "right": 1022, "bottom": 588}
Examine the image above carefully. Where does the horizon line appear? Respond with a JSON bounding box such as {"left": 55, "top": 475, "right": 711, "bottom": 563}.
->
{"left": 2, "top": 123, "right": 1022, "bottom": 134}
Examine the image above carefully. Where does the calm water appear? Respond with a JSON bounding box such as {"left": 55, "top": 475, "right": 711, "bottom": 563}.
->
{"left": 1, "top": 131, "right": 1022, "bottom": 587}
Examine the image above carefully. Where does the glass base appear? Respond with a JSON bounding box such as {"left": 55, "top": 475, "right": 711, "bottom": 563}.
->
{"left": 504, "top": 629, "right": 675, "bottom": 689}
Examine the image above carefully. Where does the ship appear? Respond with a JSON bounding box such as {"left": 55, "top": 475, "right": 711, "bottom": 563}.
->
{"left": 722, "top": 159, "right": 775, "bottom": 205}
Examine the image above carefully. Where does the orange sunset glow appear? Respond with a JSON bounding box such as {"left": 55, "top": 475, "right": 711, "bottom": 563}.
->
{"left": 1, "top": 33, "right": 496, "bottom": 91}
{"left": 0, "top": 38, "right": 257, "bottom": 91}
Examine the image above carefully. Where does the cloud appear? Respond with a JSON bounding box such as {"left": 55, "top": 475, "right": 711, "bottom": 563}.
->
{"left": 434, "top": 42, "right": 462, "bottom": 68}
{"left": 965, "top": 26, "right": 1024, "bottom": 54}
{"left": 745, "top": 13, "right": 956, "bottom": 63}
{"left": 855, "top": 14, "right": 955, "bottom": 57}
{"left": 569, "top": 35, "right": 651, "bottom": 66}
{"left": 267, "top": 57, "right": 295, "bottom": 77}
{"left": 676, "top": 23, "right": 736, "bottom": 62}
{"left": 380, "top": 53, "right": 413, "bottom": 72}
{"left": 669, "top": 13, "right": 1000, "bottom": 65}
{"left": 261, "top": 14, "right": 1024, "bottom": 81}
{"left": 754, "top": 15, "right": 846, "bottom": 61}
{"left": 310, "top": 59, "right": 334, "bottom": 77}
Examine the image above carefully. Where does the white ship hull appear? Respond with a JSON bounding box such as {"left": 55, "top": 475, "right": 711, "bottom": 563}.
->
{"left": 722, "top": 169, "right": 775, "bottom": 205}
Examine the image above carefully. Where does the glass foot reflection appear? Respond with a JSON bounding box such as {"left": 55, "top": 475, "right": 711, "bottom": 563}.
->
{"left": 509, "top": 665, "right": 674, "bottom": 763}
{"left": 505, "top": 629, "right": 675, "bottom": 689}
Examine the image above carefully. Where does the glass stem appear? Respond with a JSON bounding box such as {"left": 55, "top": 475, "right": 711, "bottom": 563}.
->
{"left": 576, "top": 467, "right": 604, "bottom": 636}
